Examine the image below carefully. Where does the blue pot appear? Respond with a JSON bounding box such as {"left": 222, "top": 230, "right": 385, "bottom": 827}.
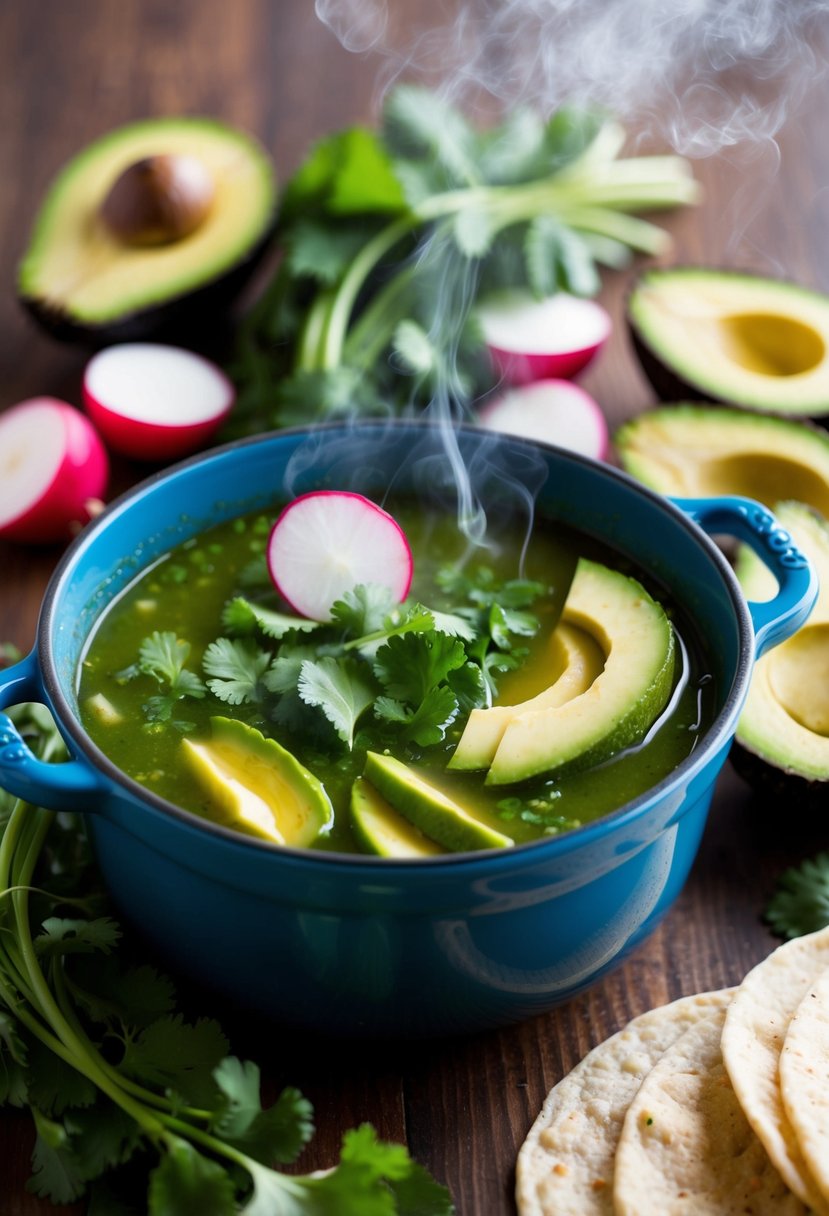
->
{"left": 0, "top": 423, "right": 816, "bottom": 1036}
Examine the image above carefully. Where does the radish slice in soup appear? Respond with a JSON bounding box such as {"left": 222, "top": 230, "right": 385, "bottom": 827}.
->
{"left": 82, "top": 342, "right": 235, "bottom": 461}
{"left": 478, "top": 290, "right": 611, "bottom": 383}
{"left": 267, "top": 491, "right": 413, "bottom": 621}
{"left": 0, "top": 398, "right": 109, "bottom": 544}
{"left": 476, "top": 379, "right": 609, "bottom": 461}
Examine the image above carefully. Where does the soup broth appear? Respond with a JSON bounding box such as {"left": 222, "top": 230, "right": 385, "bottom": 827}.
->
{"left": 78, "top": 502, "right": 716, "bottom": 853}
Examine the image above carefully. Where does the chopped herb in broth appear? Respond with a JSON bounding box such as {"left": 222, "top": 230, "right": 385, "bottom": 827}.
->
{"left": 78, "top": 503, "right": 716, "bottom": 853}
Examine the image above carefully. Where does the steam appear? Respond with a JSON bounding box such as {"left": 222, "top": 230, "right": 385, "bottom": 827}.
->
{"left": 315, "top": 0, "right": 829, "bottom": 155}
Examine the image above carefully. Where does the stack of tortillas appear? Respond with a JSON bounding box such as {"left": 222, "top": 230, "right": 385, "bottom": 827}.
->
{"left": 516, "top": 925, "right": 829, "bottom": 1214}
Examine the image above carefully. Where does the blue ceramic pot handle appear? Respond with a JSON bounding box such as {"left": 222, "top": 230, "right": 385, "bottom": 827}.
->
{"left": 0, "top": 650, "right": 107, "bottom": 811}
{"left": 672, "top": 495, "right": 818, "bottom": 660}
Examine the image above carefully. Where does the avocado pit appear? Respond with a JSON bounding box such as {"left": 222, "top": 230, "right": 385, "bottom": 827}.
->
{"left": 100, "top": 153, "right": 215, "bottom": 247}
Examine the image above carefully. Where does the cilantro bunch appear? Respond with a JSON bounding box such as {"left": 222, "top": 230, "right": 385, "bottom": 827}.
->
{"left": 229, "top": 85, "right": 698, "bottom": 432}
{"left": 765, "top": 852, "right": 829, "bottom": 940}
{"left": 0, "top": 703, "right": 453, "bottom": 1214}
{"left": 124, "top": 564, "right": 544, "bottom": 764}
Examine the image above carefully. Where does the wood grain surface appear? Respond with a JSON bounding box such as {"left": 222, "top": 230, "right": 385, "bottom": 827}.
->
{"left": 2, "top": 3, "right": 829, "bottom": 1214}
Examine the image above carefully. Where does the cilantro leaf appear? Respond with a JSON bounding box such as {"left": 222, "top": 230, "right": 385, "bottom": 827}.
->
{"left": 298, "top": 658, "right": 377, "bottom": 748}
{"left": 65, "top": 1102, "right": 141, "bottom": 1182}
{"left": 384, "top": 85, "right": 480, "bottom": 189}
{"left": 148, "top": 1137, "right": 236, "bottom": 1216}
{"left": 223, "top": 597, "right": 319, "bottom": 640}
{"left": 213, "top": 1058, "right": 313, "bottom": 1166}
{"left": 28, "top": 1108, "right": 85, "bottom": 1204}
{"left": 203, "top": 638, "right": 272, "bottom": 705}
{"left": 375, "top": 686, "right": 459, "bottom": 747}
{"left": 264, "top": 645, "right": 320, "bottom": 695}
{"left": 331, "top": 584, "right": 395, "bottom": 637}
{"left": 0, "top": 1011, "right": 29, "bottom": 1107}
{"left": 121, "top": 1015, "right": 229, "bottom": 1109}
{"left": 286, "top": 220, "right": 380, "bottom": 286}
{"left": 130, "top": 632, "right": 206, "bottom": 722}
{"left": 447, "top": 663, "right": 489, "bottom": 715}
{"left": 67, "top": 956, "right": 176, "bottom": 1030}
{"left": 35, "top": 917, "right": 121, "bottom": 959}
{"left": 373, "top": 633, "right": 467, "bottom": 706}
{"left": 765, "top": 852, "right": 829, "bottom": 939}
{"left": 280, "top": 126, "right": 406, "bottom": 222}
{"left": 25, "top": 1039, "right": 97, "bottom": 1115}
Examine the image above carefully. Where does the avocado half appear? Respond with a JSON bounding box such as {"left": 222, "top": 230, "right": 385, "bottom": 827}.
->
{"left": 627, "top": 268, "right": 829, "bottom": 422}
{"left": 615, "top": 404, "right": 829, "bottom": 517}
{"left": 18, "top": 117, "right": 277, "bottom": 344}
{"left": 731, "top": 502, "right": 829, "bottom": 807}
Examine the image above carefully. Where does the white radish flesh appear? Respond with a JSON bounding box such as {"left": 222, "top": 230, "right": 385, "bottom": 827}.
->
{"left": 476, "top": 380, "right": 609, "bottom": 461}
{"left": 0, "top": 398, "right": 109, "bottom": 544}
{"left": 478, "top": 290, "right": 611, "bottom": 383}
{"left": 82, "top": 342, "right": 235, "bottom": 461}
{"left": 267, "top": 491, "right": 414, "bottom": 621}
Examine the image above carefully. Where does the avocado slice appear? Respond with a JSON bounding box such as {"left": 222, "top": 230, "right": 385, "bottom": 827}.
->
{"left": 732, "top": 502, "right": 829, "bottom": 805}
{"left": 363, "top": 752, "right": 513, "bottom": 852}
{"left": 628, "top": 268, "right": 829, "bottom": 419}
{"left": 350, "top": 777, "right": 447, "bottom": 858}
{"left": 485, "top": 559, "right": 675, "bottom": 785}
{"left": 18, "top": 117, "right": 277, "bottom": 344}
{"left": 616, "top": 405, "right": 829, "bottom": 516}
{"left": 449, "top": 621, "right": 605, "bottom": 771}
{"left": 181, "top": 717, "right": 333, "bottom": 846}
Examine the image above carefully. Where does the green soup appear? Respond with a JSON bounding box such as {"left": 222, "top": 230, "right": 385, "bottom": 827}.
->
{"left": 77, "top": 502, "right": 716, "bottom": 853}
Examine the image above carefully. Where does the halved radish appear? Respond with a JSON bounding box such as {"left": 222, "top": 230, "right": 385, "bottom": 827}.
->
{"left": 476, "top": 379, "right": 609, "bottom": 461}
{"left": 267, "top": 491, "right": 413, "bottom": 621}
{"left": 82, "top": 342, "right": 235, "bottom": 461}
{"left": 0, "top": 398, "right": 109, "bottom": 544}
{"left": 477, "top": 290, "right": 611, "bottom": 384}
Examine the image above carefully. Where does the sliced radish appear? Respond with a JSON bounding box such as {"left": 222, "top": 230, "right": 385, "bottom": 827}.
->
{"left": 0, "top": 398, "right": 109, "bottom": 544}
{"left": 476, "top": 379, "right": 609, "bottom": 461}
{"left": 267, "top": 491, "right": 413, "bottom": 621}
{"left": 477, "top": 290, "right": 611, "bottom": 384}
{"left": 82, "top": 342, "right": 235, "bottom": 461}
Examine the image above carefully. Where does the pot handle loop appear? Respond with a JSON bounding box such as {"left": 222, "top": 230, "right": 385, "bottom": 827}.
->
{"left": 672, "top": 495, "right": 818, "bottom": 660}
{"left": 0, "top": 650, "right": 106, "bottom": 812}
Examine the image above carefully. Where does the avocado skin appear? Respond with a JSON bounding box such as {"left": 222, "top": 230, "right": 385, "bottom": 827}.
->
{"left": 19, "top": 223, "right": 276, "bottom": 347}
{"left": 730, "top": 740, "right": 828, "bottom": 814}
{"left": 626, "top": 267, "right": 829, "bottom": 423}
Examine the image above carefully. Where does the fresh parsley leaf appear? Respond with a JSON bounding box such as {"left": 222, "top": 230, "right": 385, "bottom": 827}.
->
{"left": 147, "top": 1137, "right": 236, "bottom": 1216}
{"left": 298, "top": 658, "right": 377, "bottom": 748}
{"left": 765, "top": 852, "right": 829, "bottom": 939}
{"left": 203, "top": 638, "right": 272, "bottom": 705}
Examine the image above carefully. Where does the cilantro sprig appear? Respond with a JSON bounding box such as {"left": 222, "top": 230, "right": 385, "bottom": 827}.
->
{"left": 765, "top": 852, "right": 829, "bottom": 939}
{"left": 229, "top": 85, "right": 698, "bottom": 433}
{"left": 0, "top": 703, "right": 454, "bottom": 1214}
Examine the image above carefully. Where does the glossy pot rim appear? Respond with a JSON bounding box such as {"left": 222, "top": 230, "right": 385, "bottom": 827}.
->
{"left": 37, "top": 419, "right": 753, "bottom": 869}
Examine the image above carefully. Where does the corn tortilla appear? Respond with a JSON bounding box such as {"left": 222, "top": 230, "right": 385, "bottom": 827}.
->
{"left": 613, "top": 1003, "right": 807, "bottom": 1215}
{"left": 720, "top": 925, "right": 829, "bottom": 1214}
{"left": 515, "top": 989, "right": 733, "bottom": 1216}
{"left": 779, "top": 963, "right": 829, "bottom": 1207}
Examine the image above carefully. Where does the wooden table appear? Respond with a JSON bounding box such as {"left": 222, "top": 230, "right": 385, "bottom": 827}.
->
{"left": 2, "top": 3, "right": 828, "bottom": 1213}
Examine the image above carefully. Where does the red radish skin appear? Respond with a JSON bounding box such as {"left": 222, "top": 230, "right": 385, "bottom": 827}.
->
{"left": 0, "top": 398, "right": 109, "bottom": 544}
{"left": 267, "top": 491, "right": 413, "bottom": 621}
{"left": 476, "top": 379, "right": 609, "bottom": 461}
{"left": 83, "top": 342, "right": 235, "bottom": 461}
{"left": 478, "top": 291, "right": 611, "bottom": 384}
